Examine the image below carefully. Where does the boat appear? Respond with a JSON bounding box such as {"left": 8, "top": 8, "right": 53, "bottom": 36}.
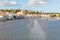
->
{"left": 5, "top": 12, "right": 16, "bottom": 20}
{"left": 0, "top": 14, "right": 7, "bottom": 21}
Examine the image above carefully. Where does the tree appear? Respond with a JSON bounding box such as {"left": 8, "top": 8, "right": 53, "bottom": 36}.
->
{"left": 57, "top": 14, "right": 60, "bottom": 17}
{"left": 50, "top": 13, "right": 56, "bottom": 17}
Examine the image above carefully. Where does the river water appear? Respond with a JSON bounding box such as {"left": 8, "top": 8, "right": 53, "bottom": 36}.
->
{"left": 0, "top": 18, "right": 60, "bottom": 40}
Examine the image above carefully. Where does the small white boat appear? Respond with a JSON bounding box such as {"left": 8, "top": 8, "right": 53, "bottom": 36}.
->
{"left": 5, "top": 12, "right": 16, "bottom": 20}
{"left": 0, "top": 16, "right": 7, "bottom": 21}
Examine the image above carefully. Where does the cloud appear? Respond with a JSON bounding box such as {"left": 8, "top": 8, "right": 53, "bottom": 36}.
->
{"left": 10, "top": 1, "right": 17, "bottom": 5}
{"left": 28, "top": 0, "right": 48, "bottom": 6}
{"left": 0, "top": 4, "right": 3, "bottom": 6}
{"left": 5, "top": 1, "right": 17, "bottom": 6}
{"left": 0, "top": 0, "right": 17, "bottom": 6}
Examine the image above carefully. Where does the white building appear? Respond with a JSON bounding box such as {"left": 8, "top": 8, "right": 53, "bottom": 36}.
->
{"left": 17, "top": 10, "right": 25, "bottom": 16}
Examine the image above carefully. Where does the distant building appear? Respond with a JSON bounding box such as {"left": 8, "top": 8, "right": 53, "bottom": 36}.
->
{"left": 0, "top": 11, "right": 5, "bottom": 18}
{"left": 41, "top": 14, "right": 50, "bottom": 18}
{"left": 16, "top": 10, "right": 25, "bottom": 16}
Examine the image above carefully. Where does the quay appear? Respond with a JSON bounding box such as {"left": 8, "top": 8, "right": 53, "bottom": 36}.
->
{"left": 0, "top": 10, "right": 60, "bottom": 21}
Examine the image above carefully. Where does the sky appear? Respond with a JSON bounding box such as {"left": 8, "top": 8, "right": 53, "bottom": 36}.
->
{"left": 0, "top": 0, "right": 60, "bottom": 13}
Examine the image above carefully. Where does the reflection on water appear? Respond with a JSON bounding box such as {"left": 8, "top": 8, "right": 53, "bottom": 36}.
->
{"left": 27, "top": 19, "right": 47, "bottom": 40}
{"left": 38, "top": 18, "right": 60, "bottom": 40}
{"left": 0, "top": 18, "right": 60, "bottom": 40}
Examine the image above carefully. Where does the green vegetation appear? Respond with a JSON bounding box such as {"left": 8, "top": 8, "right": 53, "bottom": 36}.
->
{"left": 24, "top": 10, "right": 41, "bottom": 15}
{"left": 0, "top": 9, "right": 41, "bottom": 14}
{"left": 0, "top": 9, "right": 21, "bottom": 14}
{"left": 57, "top": 14, "right": 60, "bottom": 17}
{"left": 0, "top": 9, "right": 59, "bottom": 18}
{"left": 50, "top": 13, "right": 56, "bottom": 17}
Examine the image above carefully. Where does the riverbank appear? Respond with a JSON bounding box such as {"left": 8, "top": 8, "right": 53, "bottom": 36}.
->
{"left": 0, "top": 17, "right": 60, "bottom": 22}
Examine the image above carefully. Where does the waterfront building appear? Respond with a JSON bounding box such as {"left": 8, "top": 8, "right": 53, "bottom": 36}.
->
{"left": 16, "top": 10, "right": 25, "bottom": 16}
{"left": 40, "top": 14, "right": 50, "bottom": 18}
